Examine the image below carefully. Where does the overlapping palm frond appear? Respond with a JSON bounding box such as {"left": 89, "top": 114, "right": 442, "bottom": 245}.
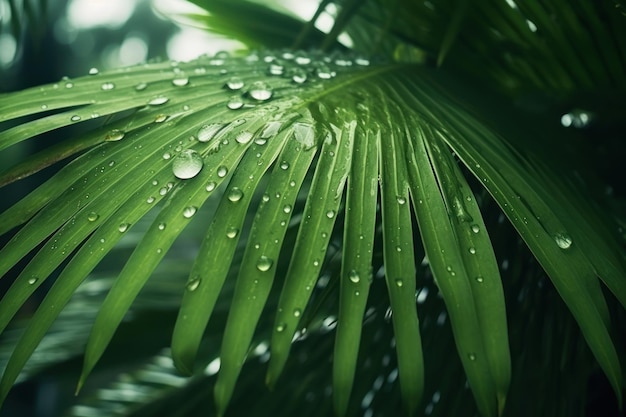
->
{"left": 1, "top": 0, "right": 625, "bottom": 416}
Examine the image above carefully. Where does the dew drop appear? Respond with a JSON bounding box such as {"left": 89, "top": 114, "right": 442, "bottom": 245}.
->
{"left": 280, "top": 161, "right": 289, "bottom": 170}
{"left": 283, "top": 204, "right": 292, "bottom": 214}
{"left": 105, "top": 129, "right": 125, "bottom": 142}
{"left": 158, "top": 222, "right": 166, "bottom": 230}
{"left": 70, "top": 115, "right": 81, "bottom": 122}
{"left": 276, "top": 323, "right": 286, "bottom": 332}
{"left": 227, "top": 95, "right": 244, "bottom": 110}
{"left": 554, "top": 232, "right": 573, "bottom": 249}
{"left": 101, "top": 82, "right": 115, "bottom": 90}
{"left": 256, "top": 256, "right": 273, "bottom": 272}
{"left": 226, "top": 227, "right": 239, "bottom": 238}
{"left": 471, "top": 224, "right": 480, "bottom": 234}
{"left": 172, "top": 149, "right": 203, "bottom": 179}
{"left": 183, "top": 206, "right": 198, "bottom": 218}
{"left": 118, "top": 223, "right": 130, "bottom": 232}
{"left": 197, "top": 123, "right": 225, "bottom": 142}
{"left": 148, "top": 96, "right": 169, "bottom": 106}
{"left": 262, "top": 193, "right": 270, "bottom": 202}
{"left": 159, "top": 187, "right": 168, "bottom": 196}
{"left": 395, "top": 278, "right": 404, "bottom": 287}
{"left": 65, "top": 81, "right": 74, "bottom": 88}
{"left": 154, "top": 114, "right": 168, "bottom": 123}
{"left": 293, "top": 309, "right": 302, "bottom": 317}
{"left": 468, "top": 353, "right": 477, "bottom": 361}
{"left": 135, "top": 82, "right": 148, "bottom": 91}
{"left": 146, "top": 196, "right": 156, "bottom": 204}
{"left": 27, "top": 276, "right": 38, "bottom": 285}
{"left": 468, "top": 247, "right": 476, "bottom": 255}
{"left": 349, "top": 270, "right": 360, "bottom": 283}
{"left": 88, "top": 67, "right": 99, "bottom": 75}
{"left": 206, "top": 181, "right": 217, "bottom": 192}
{"left": 397, "top": 196, "right": 407, "bottom": 205}
{"left": 87, "top": 212, "right": 99, "bottom": 222}
{"left": 226, "top": 76, "right": 244, "bottom": 90}
{"left": 293, "top": 122, "right": 315, "bottom": 149}
{"left": 475, "top": 276, "right": 484, "bottom": 283}
{"left": 291, "top": 69, "right": 307, "bottom": 84}
{"left": 186, "top": 276, "right": 201, "bottom": 292}
{"left": 172, "top": 76, "right": 189, "bottom": 87}
{"left": 249, "top": 81, "right": 273, "bottom": 101}
{"left": 326, "top": 210, "right": 335, "bottom": 219}
{"left": 235, "top": 131, "right": 253, "bottom": 144}
{"left": 228, "top": 187, "right": 244, "bottom": 202}
{"left": 217, "top": 166, "right": 228, "bottom": 178}
{"left": 162, "top": 152, "right": 172, "bottom": 160}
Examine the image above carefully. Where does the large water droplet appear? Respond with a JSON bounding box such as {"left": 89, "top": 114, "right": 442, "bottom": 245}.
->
{"left": 217, "top": 166, "right": 228, "bottom": 178}
{"left": 183, "top": 206, "right": 197, "bottom": 218}
{"left": 197, "top": 123, "right": 225, "bottom": 142}
{"left": 118, "top": 223, "right": 130, "bottom": 232}
{"left": 249, "top": 81, "right": 273, "bottom": 101}
{"left": 293, "top": 122, "right": 315, "bottom": 149}
{"left": 105, "top": 129, "right": 125, "bottom": 142}
{"left": 226, "top": 76, "right": 244, "bottom": 90}
{"left": 87, "top": 212, "right": 99, "bottom": 222}
{"left": 228, "top": 187, "right": 244, "bottom": 202}
{"left": 206, "top": 181, "right": 217, "bottom": 192}
{"left": 235, "top": 131, "right": 253, "bottom": 144}
{"left": 554, "top": 232, "right": 573, "bottom": 249}
{"left": 173, "top": 149, "right": 203, "bottom": 179}
{"left": 349, "top": 270, "right": 360, "bottom": 283}
{"left": 172, "top": 76, "right": 189, "bottom": 86}
{"left": 256, "top": 256, "right": 273, "bottom": 272}
{"left": 226, "top": 227, "right": 239, "bottom": 238}
{"left": 186, "top": 276, "right": 201, "bottom": 292}
{"left": 148, "top": 96, "right": 169, "bottom": 106}
{"left": 227, "top": 95, "right": 244, "bottom": 110}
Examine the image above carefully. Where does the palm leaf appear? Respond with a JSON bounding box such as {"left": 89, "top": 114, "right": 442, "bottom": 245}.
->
{"left": 0, "top": 46, "right": 626, "bottom": 415}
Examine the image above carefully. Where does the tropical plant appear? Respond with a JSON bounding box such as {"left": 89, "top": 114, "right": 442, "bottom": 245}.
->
{"left": 1, "top": 0, "right": 625, "bottom": 416}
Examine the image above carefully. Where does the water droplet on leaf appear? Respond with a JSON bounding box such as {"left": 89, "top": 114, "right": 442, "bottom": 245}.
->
{"left": 183, "top": 206, "right": 197, "bottom": 218}
{"left": 186, "top": 276, "right": 201, "bottom": 292}
{"left": 235, "top": 131, "right": 253, "bottom": 144}
{"left": 197, "top": 123, "right": 225, "bottom": 142}
{"left": 249, "top": 81, "right": 273, "bottom": 101}
{"left": 228, "top": 187, "right": 244, "bottom": 202}
{"left": 554, "top": 232, "right": 573, "bottom": 249}
{"left": 118, "top": 223, "right": 130, "bottom": 232}
{"left": 148, "top": 96, "right": 169, "bottom": 106}
{"left": 226, "top": 76, "right": 244, "bottom": 90}
{"left": 256, "top": 256, "right": 273, "bottom": 272}
{"left": 173, "top": 149, "right": 203, "bottom": 179}
{"left": 105, "top": 129, "right": 125, "bottom": 142}
{"left": 349, "top": 270, "right": 360, "bottom": 283}
{"left": 101, "top": 82, "right": 115, "bottom": 90}
{"left": 217, "top": 166, "right": 228, "bottom": 178}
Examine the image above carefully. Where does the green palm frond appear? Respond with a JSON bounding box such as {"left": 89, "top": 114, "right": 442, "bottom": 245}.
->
{"left": 1, "top": 48, "right": 624, "bottom": 416}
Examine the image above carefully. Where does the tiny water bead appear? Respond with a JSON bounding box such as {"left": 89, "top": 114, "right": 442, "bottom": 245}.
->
{"left": 248, "top": 81, "right": 273, "bottom": 101}
{"left": 87, "top": 212, "right": 99, "bottom": 222}
{"left": 70, "top": 115, "right": 81, "bottom": 122}
{"left": 256, "top": 256, "right": 273, "bottom": 272}
{"left": 227, "top": 187, "right": 244, "bottom": 202}
{"left": 146, "top": 196, "right": 156, "bottom": 204}
{"left": 226, "top": 227, "right": 239, "bottom": 238}
{"left": 186, "top": 276, "right": 201, "bottom": 292}
{"left": 183, "top": 206, "right": 198, "bottom": 218}
{"left": 326, "top": 210, "right": 335, "bottom": 219}
{"left": 276, "top": 323, "right": 286, "bottom": 333}
{"left": 468, "top": 353, "right": 477, "bottom": 361}
{"left": 283, "top": 204, "right": 292, "bottom": 214}
{"left": 197, "top": 123, "right": 225, "bottom": 142}
{"left": 349, "top": 270, "right": 360, "bottom": 283}
{"left": 118, "top": 223, "right": 130, "bottom": 233}
{"left": 394, "top": 278, "right": 404, "bottom": 287}
{"left": 470, "top": 224, "right": 480, "bottom": 234}
{"left": 260, "top": 121, "right": 282, "bottom": 139}
{"left": 293, "top": 309, "right": 302, "bottom": 318}
{"left": 104, "top": 129, "right": 125, "bottom": 142}
{"left": 135, "top": 82, "right": 148, "bottom": 91}
{"left": 468, "top": 247, "right": 476, "bottom": 255}
{"left": 88, "top": 67, "right": 99, "bottom": 75}
{"left": 554, "top": 232, "right": 573, "bottom": 249}
{"left": 27, "top": 276, "right": 39, "bottom": 285}
{"left": 280, "top": 161, "right": 289, "bottom": 170}
{"left": 475, "top": 276, "right": 484, "bottom": 283}
{"left": 172, "top": 149, "right": 203, "bottom": 179}
{"left": 397, "top": 196, "right": 407, "bottom": 205}
{"left": 158, "top": 222, "right": 166, "bottom": 230}
{"left": 101, "top": 82, "right": 115, "bottom": 90}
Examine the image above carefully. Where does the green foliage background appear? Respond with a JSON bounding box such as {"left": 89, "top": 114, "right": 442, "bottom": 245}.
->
{"left": 0, "top": 1, "right": 625, "bottom": 416}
